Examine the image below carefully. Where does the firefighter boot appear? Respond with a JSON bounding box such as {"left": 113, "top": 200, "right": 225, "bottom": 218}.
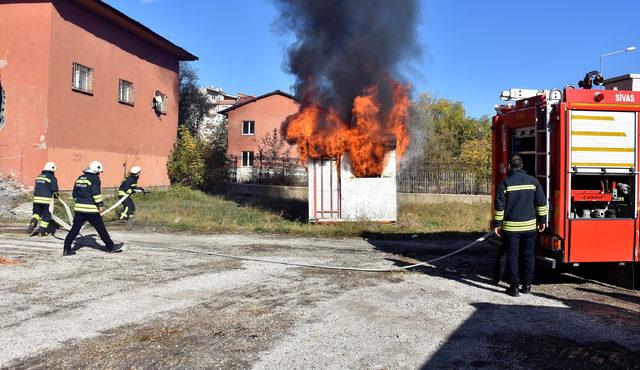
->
{"left": 62, "top": 248, "right": 76, "bottom": 257}
{"left": 106, "top": 242, "right": 124, "bottom": 253}
{"left": 27, "top": 217, "right": 38, "bottom": 234}
{"left": 520, "top": 285, "right": 531, "bottom": 294}
{"left": 506, "top": 285, "right": 519, "bottom": 297}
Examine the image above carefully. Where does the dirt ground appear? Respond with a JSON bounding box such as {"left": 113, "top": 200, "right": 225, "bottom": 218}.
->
{"left": 2, "top": 226, "right": 640, "bottom": 369}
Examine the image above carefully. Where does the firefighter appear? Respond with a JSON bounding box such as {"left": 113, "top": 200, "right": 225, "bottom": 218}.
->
{"left": 118, "top": 166, "right": 145, "bottom": 220}
{"left": 28, "top": 162, "right": 59, "bottom": 236}
{"left": 62, "top": 160, "right": 123, "bottom": 256}
{"left": 492, "top": 155, "right": 547, "bottom": 297}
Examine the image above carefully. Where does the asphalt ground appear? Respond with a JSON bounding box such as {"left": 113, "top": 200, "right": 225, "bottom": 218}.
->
{"left": 1, "top": 226, "right": 640, "bottom": 369}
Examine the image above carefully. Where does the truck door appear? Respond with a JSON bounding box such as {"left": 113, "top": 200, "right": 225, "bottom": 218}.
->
{"left": 567, "top": 110, "right": 637, "bottom": 262}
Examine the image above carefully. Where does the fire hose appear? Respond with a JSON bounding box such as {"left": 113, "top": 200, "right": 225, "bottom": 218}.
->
{"left": 49, "top": 194, "right": 130, "bottom": 232}
{"left": 46, "top": 195, "right": 492, "bottom": 272}
{"left": 122, "top": 231, "right": 494, "bottom": 273}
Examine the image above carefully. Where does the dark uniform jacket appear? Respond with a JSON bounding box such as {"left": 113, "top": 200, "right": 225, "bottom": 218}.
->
{"left": 72, "top": 172, "right": 104, "bottom": 213}
{"left": 492, "top": 169, "right": 548, "bottom": 233}
{"left": 118, "top": 175, "right": 138, "bottom": 197}
{"left": 33, "top": 171, "right": 59, "bottom": 205}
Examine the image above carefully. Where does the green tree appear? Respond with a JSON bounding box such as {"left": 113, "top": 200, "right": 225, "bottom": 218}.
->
{"left": 167, "top": 125, "right": 206, "bottom": 188}
{"left": 201, "top": 118, "right": 231, "bottom": 193}
{"left": 178, "top": 62, "right": 213, "bottom": 136}
{"left": 409, "top": 93, "right": 491, "bottom": 167}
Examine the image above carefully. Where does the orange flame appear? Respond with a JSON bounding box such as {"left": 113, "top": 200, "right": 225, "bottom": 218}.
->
{"left": 285, "top": 78, "right": 410, "bottom": 177}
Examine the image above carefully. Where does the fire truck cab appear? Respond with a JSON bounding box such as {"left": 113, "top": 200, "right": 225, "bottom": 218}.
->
{"left": 492, "top": 72, "right": 640, "bottom": 268}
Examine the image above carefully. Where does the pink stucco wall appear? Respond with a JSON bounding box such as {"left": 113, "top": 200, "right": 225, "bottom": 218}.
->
{"left": 227, "top": 93, "right": 299, "bottom": 166}
{"left": 0, "top": 0, "right": 182, "bottom": 190}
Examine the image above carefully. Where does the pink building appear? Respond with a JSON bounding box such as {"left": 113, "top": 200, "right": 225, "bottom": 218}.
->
{"left": 221, "top": 90, "right": 299, "bottom": 181}
{"left": 0, "top": 0, "right": 196, "bottom": 189}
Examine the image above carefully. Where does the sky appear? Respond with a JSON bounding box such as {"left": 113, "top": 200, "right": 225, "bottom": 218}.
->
{"left": 105, "top": 0, "right": 640, "bottom": 118}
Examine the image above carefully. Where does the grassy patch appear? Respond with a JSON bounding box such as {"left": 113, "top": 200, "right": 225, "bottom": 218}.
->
{"left": 124, "top": 186, "right": 490, "bottom": 239}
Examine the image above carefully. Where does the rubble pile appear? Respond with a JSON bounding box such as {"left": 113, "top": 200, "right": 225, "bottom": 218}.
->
{"left": 0, "top": 177, "right": 28, "bottom": 218}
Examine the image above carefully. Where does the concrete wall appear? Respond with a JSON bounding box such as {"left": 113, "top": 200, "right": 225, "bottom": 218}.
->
{"left": 227, "top": 182, "right": 307, "bottom": 201}
{"left": 397, "top": 193, "right": 490, "bottom": 205}
{"left": 338, "top": 152, "right": 397, "bottom": 222}
{"left": 0, "top": 2, "right": 53, "bottom": 185}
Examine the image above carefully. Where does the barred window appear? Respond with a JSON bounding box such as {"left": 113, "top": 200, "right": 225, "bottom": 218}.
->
{"left": 242, "top": 151, "right": 254, "bottom": 167}
{"left": 118, "top": 79, "right": 135, "bottom": 105}
{"left": 71, "top": 63, "right": 94, "bottom": 93}
{"left": 154, "top": 90, "right": 168, "bottom": 114}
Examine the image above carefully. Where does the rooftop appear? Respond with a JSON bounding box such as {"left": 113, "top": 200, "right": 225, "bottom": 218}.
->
{"left": 219, "top": 90, "right": 297, "bottom": 115}
{"left": 69, "top": 0, "right": 197, "bottom": 61}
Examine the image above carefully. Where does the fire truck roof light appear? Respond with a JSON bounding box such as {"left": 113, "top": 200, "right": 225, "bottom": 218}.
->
{"left": 594, "top": 92, "right": 605, "bottom": 102}
{"left": 499, "top": 88, "right": 544, "bottom": 101}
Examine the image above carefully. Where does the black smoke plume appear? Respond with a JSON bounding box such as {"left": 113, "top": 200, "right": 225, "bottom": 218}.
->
{"left": 274, "top": 0, "right": 421, "bottom": 122}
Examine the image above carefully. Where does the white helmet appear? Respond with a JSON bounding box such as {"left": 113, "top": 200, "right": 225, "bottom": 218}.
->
{"left": 130, "top": 166, "right": 141, "bottom": 175}
{"left": 86, "top": 160, "right": 104, "bottom": 174}
{"left": 43, "top": 162, "right": 56, "bottom": 172}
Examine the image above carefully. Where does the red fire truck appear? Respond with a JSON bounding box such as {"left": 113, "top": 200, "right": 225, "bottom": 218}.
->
{"left": 492, "top": 72, "right": 640, "bottom": 269}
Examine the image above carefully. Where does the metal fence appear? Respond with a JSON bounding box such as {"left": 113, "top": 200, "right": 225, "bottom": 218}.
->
{"left": 397, "top": 163, "right": 492, "bottom": 195}
{"left": 228, "top": 155, "right": 493, "bottom": 195}
{"left": 228, "top": 154, "right": 307, "bottom": 186}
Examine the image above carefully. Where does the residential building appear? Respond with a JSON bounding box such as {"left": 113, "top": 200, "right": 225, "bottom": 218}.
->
{"left": 0, "top": 0, "right": 197, "bottom": 189}
{"left": 220, "top": 90, "right": 299, "bottom": 181}
{"left": 198, "top": 86, "right": 237, "bottom": 140}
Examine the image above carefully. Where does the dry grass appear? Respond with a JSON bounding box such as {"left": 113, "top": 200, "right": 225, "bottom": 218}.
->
{"left": 124, "top": 186, "right": 490, "bottom": 239}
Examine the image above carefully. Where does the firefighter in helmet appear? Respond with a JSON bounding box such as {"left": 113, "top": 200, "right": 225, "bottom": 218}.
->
{"left": 62, "top": 160, "right": 123, "bottom": 256}
{"left": 492, "top": 155, "right": 547, "bottom": 297}
{"left": 28, "top": 162, "right": 59, "bottom": 236}
{"left": 118, "top": 166, "right": 145, "bottom": 220}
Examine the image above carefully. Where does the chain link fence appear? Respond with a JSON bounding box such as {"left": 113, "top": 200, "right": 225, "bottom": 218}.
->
{"left": 397, "top": 162, "right": 492, "bottom": 195}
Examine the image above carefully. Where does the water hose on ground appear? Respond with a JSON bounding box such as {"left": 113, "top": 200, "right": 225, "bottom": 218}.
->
{"left": 46, "top": 195, "right": 492, "bottom": 273}
{"left": 124, "top": 231, "right": 494, "bottom": 273}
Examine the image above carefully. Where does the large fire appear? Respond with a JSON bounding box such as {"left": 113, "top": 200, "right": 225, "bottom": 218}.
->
{"left": 284, "top": 78, "right": 410, "bottom": 177}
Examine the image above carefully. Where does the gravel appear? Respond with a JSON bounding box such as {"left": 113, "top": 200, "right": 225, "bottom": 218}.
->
{"left": 1, "top": 229, "right": 640, "bottom": 369}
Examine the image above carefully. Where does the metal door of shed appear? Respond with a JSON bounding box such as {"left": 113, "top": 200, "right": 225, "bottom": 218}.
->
{"left": 309, "top": 158, "right": 340, "bottom": 221}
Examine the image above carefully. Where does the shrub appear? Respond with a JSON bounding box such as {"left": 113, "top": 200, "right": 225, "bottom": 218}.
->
{"left": 167, "top": 126, "right": 206, "bottom": 188}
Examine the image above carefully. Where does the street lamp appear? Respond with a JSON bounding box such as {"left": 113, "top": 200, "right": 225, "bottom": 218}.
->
{"left": 600, "top": 46, "right": 636, "bottom": 75}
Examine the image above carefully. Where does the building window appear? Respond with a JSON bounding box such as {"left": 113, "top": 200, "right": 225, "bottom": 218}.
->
{"left": 118, "top": 79, "right": 135, "bottom": 105}
{"left": 242, "top": 151, "right": 254, "bottom": 167}
{"left": 153, "top": 90, "right": 168, "bottom": 114}
{"left": 242, "top": 120, "right": 255, "bottom": 135}
{"left": 71, "top": 63, "right": 94, "bottom": 93}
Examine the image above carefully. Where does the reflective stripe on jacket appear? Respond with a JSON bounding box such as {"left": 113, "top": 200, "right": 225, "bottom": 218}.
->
{"left": 118, "top": 175, "right": 138, "bottom": 197}
{"left": 492, "top": 169, "right": 547, "bottom": 232}
{"left": 72, "top": 172, "right": 103, "bottom": 213}
{"left": 33, "top": 171, "right": 58, "bottom": 204}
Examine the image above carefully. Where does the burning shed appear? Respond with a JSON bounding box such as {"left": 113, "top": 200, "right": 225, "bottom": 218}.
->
{"left": 308, "top": 151, "right": 397, "bottom": 222}
{"left": 274, "top": 0, "right": 420, "bottom": 222}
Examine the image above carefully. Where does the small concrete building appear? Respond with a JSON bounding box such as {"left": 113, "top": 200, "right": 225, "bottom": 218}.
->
{"left": 0, "top": 0, "right": 197, "bottom": 189}
{"left": 308, "top": 151, "right": 397, "bottom": 222}
{"left": 221, "top": 90, "right": 299, "bottom": 181}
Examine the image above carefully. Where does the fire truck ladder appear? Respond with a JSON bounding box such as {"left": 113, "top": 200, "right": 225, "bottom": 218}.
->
{"left": 536, "top": 90, "right": 562, "bottom": 224}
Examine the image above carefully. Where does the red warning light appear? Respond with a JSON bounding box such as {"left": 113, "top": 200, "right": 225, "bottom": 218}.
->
{"left": 594, "top": 92, "right": 605, "bottom": 102}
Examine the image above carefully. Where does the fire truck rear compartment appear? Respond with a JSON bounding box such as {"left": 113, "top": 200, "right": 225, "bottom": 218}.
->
{"left": 569, "top": 173, "right": 635, "bottom": 219}
{"left": 511, "top": 127, "right": 536, "bottom": 176}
